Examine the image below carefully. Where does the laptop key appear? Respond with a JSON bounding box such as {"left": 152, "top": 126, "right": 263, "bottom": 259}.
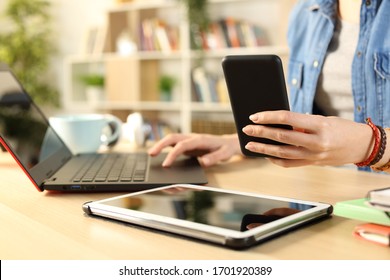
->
{"left": 120, "top": 177, "right": 132, "bottom": 182}
{"left": 133, "top": 177, "right": 145, "bottom": 182}
{"left": 82, "top": 178, "right": 93, "bottom": 182}
{"left": 107, "top": 177, "right": 119, "bottom": 182}
{"left": 94, "top": 177, "right": 107, "bottom": 182}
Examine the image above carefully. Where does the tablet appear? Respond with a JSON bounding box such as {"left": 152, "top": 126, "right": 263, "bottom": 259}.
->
{"left": 83, "top": 184, "right": 333, "bottom": 249}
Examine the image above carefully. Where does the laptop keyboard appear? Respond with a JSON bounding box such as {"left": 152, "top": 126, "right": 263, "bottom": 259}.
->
{"left": 72, "top": 154, "right": 148, "bottom": 183}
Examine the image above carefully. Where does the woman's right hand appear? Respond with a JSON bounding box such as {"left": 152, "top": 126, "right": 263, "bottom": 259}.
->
{"left": 148, "top": 133, "right": 241, "bottom": 167}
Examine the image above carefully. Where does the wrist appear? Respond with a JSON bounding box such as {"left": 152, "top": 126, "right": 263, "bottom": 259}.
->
{"left": 355, "top": 122, "right": 375, "bottom": 164}
{"left": 355, "top": 118, "right": 379, "bottom": 167}
{"left": 354, "top": 118, "right": 387, "bottom": 168}
{"left": 224, "top": 133, "right": 241, "bottom": 155}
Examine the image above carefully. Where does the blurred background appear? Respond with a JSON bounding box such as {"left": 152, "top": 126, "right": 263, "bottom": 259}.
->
{"left": 0, "top": 0, "right": 294, "bottom": 142}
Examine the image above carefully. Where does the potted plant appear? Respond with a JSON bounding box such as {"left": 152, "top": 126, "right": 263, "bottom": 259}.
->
{"left": 0, "top": 0, "right": 58, "bottom": 106}
{"left": 80, "top": 74, "right": 105, "bottom": 106}
{"left": 80, "top": 74, "right": 105, "bottom": 87}
{"left": 159, "top": 75, "right": 176, "bottom": 101}
{"left": 180, "top": 0, "right": 210, "bottom": 50}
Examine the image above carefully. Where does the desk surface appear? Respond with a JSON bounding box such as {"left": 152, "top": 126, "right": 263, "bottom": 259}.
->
{"left": 1, "top": 149, "right": 390, "bottom": 260}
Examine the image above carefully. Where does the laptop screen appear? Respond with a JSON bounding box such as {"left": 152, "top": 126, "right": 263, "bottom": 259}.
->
{"left": 0, "top": 68, "right": 72, "bottom": 187}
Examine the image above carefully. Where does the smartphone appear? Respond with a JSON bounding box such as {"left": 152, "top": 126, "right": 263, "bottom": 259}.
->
{"left": 83, "top": 184, "right": 333, "bottom": 249}
{"left": 222, "top": 54, "right": 291, "bottom": 157}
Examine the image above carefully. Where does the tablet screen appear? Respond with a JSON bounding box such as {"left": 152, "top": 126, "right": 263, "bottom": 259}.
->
{"left": 99, "top": 186, "right": 315, "bottom": 232}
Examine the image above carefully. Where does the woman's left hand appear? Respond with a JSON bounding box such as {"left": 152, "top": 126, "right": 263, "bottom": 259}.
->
{"left": 242, "top": 110, "right": 374, "bottom": 167}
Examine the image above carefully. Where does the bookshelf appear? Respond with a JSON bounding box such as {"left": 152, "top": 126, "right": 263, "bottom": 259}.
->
{"left": 64, "top": 0, "right": 294, "bottom": 139}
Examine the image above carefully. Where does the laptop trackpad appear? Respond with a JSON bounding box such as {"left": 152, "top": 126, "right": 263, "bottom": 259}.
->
{"left": 148, "top": 153, "right": 207, "bottom": 185}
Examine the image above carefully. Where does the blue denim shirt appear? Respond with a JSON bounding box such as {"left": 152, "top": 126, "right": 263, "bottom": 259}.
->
{"left": 287, "top": 0, "right": 390, "bottom": 129}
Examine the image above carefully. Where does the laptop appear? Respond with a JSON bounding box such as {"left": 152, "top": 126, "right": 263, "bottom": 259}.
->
{"left": 0, "top": 65, "right": 207, "bottom": 192}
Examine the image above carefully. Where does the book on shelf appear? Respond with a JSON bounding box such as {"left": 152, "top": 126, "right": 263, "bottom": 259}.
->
{"left": 139, "top": 18, "right": 179, "bottom": 52}
{"left": 224, "top": 17, "right": 241, "bottom": 48}
{"left": 202, "top": 17, "right": 269, "bottom": 50}
{"left": 191, "top": 67, "right": 229, "bottom": 104}
{"left": 192, "top": 67, "right": 213, "bottom": 103}
{"left": 334, "top": 198, "right": 390, "bottom": 226}
{"left": 81, "top": 25, "right": 108, "bottom": 55}
{"left": 207, "top": 22, "right": 227, "bottom": 49}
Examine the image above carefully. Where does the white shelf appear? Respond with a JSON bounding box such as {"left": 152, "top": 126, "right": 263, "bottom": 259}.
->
{"left": 190, "top": 102, "right": 232, "bottom": 112}
{"left": 96, "top": 101, "right": 182, "bottom": 111}
{"left": 108, "top": 0, "right": 178, "bottom": 12}
{"left": 200, "top": 45, "right": 289, "bottom": 58}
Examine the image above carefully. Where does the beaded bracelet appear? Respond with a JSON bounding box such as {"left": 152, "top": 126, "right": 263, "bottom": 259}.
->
{"left": 369, "top": 126, "right": 386, "bottom": 166}
{"left": 355, "top": 118, "right": 381, "bottom": 167}
{"left": 372, "top": 128, "right": 390, "bottom": 172}
{"left": 372, "top": 160, "right": 390, "bottom": 172}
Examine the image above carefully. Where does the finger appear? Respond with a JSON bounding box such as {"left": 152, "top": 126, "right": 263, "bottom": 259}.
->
{"left": 249, "top": 110, "right": 325, "bottom": 132}
{"left": 161, "top": 137, "right": 209, "bottom": 167}
{"left": 242, "top": 124, "right": 316, "bottom": 148}
{"left": 198, "top": 145, "right": 234, "bottom": 167}
{"left": 245, "top": 142, "right": 311, "bottom": 160}
{"left": 148, "top": 134, "right": 189, "bottom": 156}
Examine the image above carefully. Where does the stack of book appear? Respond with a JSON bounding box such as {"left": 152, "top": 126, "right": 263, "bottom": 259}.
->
{"left": 139, "top": 18, "right": 180, "bottom": 52}
{"left": 191, "top": 67, "right": 229, "bottom": 104}
{"left": 201, "top": 17, "right": 269, "bottom": 50}
{"left": 334, "top": 187, "right": 390, "bottom": 246}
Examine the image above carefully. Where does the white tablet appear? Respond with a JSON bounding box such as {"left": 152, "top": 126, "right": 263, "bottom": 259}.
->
{"left": 83, "top": 184, "right": 333, "bottom": 249}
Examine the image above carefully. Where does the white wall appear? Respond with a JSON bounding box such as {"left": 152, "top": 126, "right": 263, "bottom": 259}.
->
{"left": 50, "top": 0, "right": 113, "bottom": 109}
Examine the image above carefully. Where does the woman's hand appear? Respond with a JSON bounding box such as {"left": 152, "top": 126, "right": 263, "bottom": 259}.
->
{"left": 242, "top": 110, "right": 374, "bottom": 167}
{"left": 148, "top": 133, "right": 241, "bottom": 167}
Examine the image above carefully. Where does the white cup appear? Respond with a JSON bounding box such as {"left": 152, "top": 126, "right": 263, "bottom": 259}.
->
{"left": 49, "top": 114, "right": 122, "bottom": 154}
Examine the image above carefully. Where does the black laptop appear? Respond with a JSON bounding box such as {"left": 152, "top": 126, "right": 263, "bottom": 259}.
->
{"left": 0, "top": 65, "right": 207, "bottom": 192}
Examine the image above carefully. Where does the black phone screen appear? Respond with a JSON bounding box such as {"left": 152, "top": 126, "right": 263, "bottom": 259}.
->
{"left": 222, "top": 55, "right": 292, "bottom": 157}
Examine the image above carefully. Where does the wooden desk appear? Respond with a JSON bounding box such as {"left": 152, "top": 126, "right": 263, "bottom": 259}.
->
{"left": 1, "top": 150, "right": 389, "bottom": 260}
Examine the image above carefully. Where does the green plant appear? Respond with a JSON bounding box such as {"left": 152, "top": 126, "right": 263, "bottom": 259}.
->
{"left": 0, "top": 0, "right": 58, "bottom": 106}
{"left": 180, "top": 0, "right": 210, "bottom": 50}
{"left": 80, "top": 74, "right": 105, "bottom": 87}
{"left": 159, "top": 75, "right": 176, "bottom": 92}
{"left": 159, "top": 75, "right": 176, "bottom": 101}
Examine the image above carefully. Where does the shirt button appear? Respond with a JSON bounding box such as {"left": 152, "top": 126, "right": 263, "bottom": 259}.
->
{"left": 357, "top": 106, "right": 362, "bottom": 112}
{"left": 291, "top": 78, "right": 298, "bottom": 85}
{"left": 357, "top": 51, "right": 362, "bottom": 57}
{"left": 366, "top": 0, "right": 371, "bottom": 6}
{"left": 313, "top": 60, "right": 319, "bottom": 68}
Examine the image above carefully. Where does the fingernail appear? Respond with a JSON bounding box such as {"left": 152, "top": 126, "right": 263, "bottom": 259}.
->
{"left": 245, "top": 143, "right": 254, "bottom": 150}
{"left": 249, "top": 114, "right": 258, "bottom": 121}
{"left": 200, "top": 157, "right": 210, "bottom": 166}
{"left": 242, "top": 126, "right": 253, "bottom": 135}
